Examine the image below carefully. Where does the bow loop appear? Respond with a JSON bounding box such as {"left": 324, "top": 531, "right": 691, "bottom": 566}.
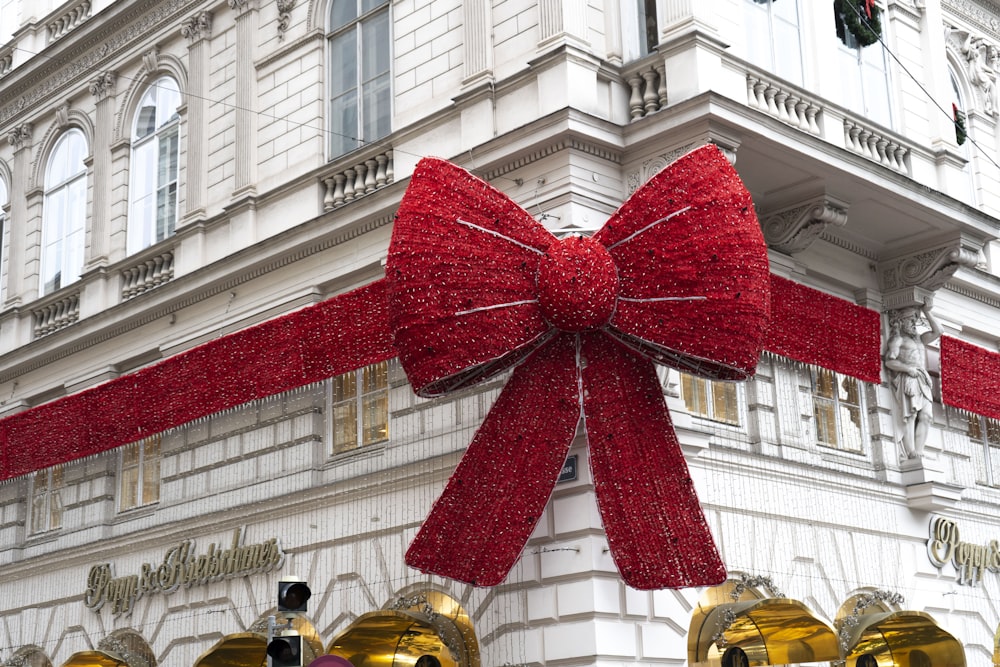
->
{"left": 596, "top": 146, "right": 770, "bottom": 380}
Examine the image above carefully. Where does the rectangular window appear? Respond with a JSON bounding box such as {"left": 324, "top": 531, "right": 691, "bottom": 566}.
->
{"left": 969, "top": 415, "right": 1000, "bottom": 486}
{"left": 680, "top": 373, "right": 740, "bottom": 425}
{"left": 743, "top": 0, "right": 804, "bottom": 85}
{"left": 31, "top": 465, "right": 63, "bottom": 534}
{"left": 119, "top": 435, "right": 161, "bottom": 511}
{"left": 811, "top": 367, "right": 865, "bottom": 452}
{"left": 331, "top": 361, "right": 389, "bottom": 454}
{"left": 831, "top": 2, "right": 893, "bottom": 127}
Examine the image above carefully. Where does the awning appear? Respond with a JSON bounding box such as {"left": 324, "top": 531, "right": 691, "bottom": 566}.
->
{"left": 327, "top": 610, "right": 467, "bottom": 667}
{"left": 193, "top": 632, "right": 266, "bottom": 667}
{"left": 842, "top": 610, "right": 966, "bottom": 667}
{"left": 690, "top": 598, "right": 840, "bottom": 666}
{"left": 61, "top": 650, "right": 128, "bottom": 667}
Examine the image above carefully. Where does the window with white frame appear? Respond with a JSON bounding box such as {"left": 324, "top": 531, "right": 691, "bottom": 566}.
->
{"left": 680, "top": 372, "right": 741, "bottom": 426}
{"left": 810, "top": 366, "right": 865, "bottom": 452}
{"left": 0, "top": 176, "right": 7, "bottom": 303}
{"left": 41, "top": 129, "right": 87, "bottom": 295}
{"left": 969, "top": 414, "right": 1000, "bottom": 486}
{"left": 119, "top": 434, "right": 161, "bottom": 511}
{"left": 327, "top": 0, "right": 391, "bottom": 158}
{"left": 330, "top": 361, "right": 389, "bottom": 454}
{"left": 128, "top": 77, "right": 181, "bottom": 255}
{"left": 30, "top": 465, "right": 63, "bottom": 534}
{"left": 743, "top": 0, "right": 805, "bottom": 85}
{"left": 831, "top": 1, "right": 893, "bottom": 127}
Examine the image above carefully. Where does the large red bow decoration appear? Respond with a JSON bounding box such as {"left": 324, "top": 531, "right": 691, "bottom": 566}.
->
{"left": 386, "top": 145, "right": 770, "bottom": 589}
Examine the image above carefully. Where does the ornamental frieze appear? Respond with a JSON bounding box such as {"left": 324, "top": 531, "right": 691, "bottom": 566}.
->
{"left": 0, "top": 0, "right": 200, "bottom": 126}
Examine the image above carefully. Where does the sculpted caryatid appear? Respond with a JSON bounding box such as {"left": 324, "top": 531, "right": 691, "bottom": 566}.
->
{"left": 884, "top": 301, "right": 942, "bottom": 459}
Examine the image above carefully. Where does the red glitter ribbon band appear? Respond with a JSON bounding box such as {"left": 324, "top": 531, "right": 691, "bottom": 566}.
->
{"left": 0, "top": 281, "right": 394, "bottom": 480}
{"left": 765, "top": 274, "right": 882, "bottom": 384}
{"left": 941, "top": 336, "right": 1000, "bottom": 420}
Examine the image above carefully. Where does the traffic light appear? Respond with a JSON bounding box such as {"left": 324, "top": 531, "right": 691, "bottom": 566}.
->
{"left": 266, "top": 635, "right": 303, "bottom": 667}
{"left": 277, "top": 580, "right": 311, "bottom": 612}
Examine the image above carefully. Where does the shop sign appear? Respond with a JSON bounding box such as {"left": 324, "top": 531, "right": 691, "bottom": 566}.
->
{"left": 84, "top": 526, "right": 285, "bottom": 616}
{"left": 927, "top": 516, "right": 1000, "bottom": 586}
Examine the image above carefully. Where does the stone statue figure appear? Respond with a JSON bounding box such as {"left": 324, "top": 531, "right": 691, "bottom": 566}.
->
{"left": 963, "top": 34, "right": 997, "bottom": 116}
{"left": 884, "top": 300, "right": 942, "bottom": 460}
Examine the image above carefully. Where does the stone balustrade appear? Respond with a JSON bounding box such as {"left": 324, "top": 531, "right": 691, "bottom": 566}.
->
{"left": 623, "top": 58, "right": 667, "bottom": 120}
{"left": 48, "top": 0, "right": 91, "bottom": 43}
{"left": 843, "top": 119, "right": 910, "bottom": 174}
{"left": 322, "top": 148, "right": 394, "bottom": 210}
{"left": 121, "top": 250, "right": 175, "bottom": 300}
{"left": 746, "top": 75, "right": 822, "bottom": 135}
{"left": 32, "top": 292, "right": 80, "bottom": 337}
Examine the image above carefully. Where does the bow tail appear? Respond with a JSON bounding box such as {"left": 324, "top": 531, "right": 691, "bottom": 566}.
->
{"left": 405, "top": 334, "right": 582, "bottom": 586}
{"left": 580, "top": 332, "right": 727, "bottom": 590}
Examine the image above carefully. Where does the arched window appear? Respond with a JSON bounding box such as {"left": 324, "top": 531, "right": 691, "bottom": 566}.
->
{"left": 128, "top": 76, "right": 181, "bottom": 255}
{"left": 41, "top": 129, "right": 87, "bottom": 295}
{"left": 0, "top": 176, "right": 7, "bottom": 302}
{"left": 327, "top": 0, "right": 391, "bottom": 158}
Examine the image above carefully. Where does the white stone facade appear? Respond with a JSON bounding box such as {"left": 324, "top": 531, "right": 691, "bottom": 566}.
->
{"left": 2, "top": 0, "right": 1000, "bottom": 666}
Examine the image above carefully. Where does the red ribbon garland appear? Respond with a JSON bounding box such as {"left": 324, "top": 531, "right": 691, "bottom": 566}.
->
{"left": 386, "top": 147, "right": 770, "bottom": 588}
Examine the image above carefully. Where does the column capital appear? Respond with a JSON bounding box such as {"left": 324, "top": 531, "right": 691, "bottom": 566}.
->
{"left": 7, "top": 123, "right": 32, "bottom": 150}
{"left": 181, "top": 11, "right": 214, "bottom": 43}
{"left": 88, "top": 71, "right": 118, "bottom": 100}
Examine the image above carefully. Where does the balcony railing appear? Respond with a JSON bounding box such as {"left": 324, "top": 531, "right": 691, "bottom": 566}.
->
{"left": 121, "top": 249, "right": 175, "bottom": 300}
{"left": 32, "top": 291, "right": 80, "bottom": 338}
{"left": 746, "top": 75, "right": 822, "bottom": 136}
{"left": 321, "top": 148, "right": 394, "bottom": 210}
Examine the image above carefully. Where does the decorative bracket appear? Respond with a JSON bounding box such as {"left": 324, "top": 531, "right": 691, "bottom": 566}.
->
{"left": 879, "top": 238, "right": 983, "bottom": 309}
{"left": 762, "top": 195, "right": 849, "bottom": 254}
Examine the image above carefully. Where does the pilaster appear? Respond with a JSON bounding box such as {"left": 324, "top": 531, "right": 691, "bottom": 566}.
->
{"left": 181, "top": 11, "right": 213, "bottom": 224}
{"left": 229, "top": 0, "right": 258, "bottom": 198}
{"left": 463, "top": 0, "right": 493, "bottom": 85}
{"left": 86, "top": 70, "right": 117, "bottom": 267}
{"left": 5, "top": 123, "right": 32, "bottom": 308}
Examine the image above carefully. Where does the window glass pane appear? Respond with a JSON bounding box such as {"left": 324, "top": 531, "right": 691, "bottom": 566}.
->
{"left": 330, "top": 30, "right": 358, "bottom": 97}
{"left": 142, "top": 458, "right": 161, "bottom": 504}
{"left": 329, "top": 0, "right": 357, "bottom": 31}
{"left": 361, "top": 12, "right": 390, "bottom": 81}
{"left": 362, "top": 391, "right": 388, "bottom": 445}
{"left": 362, "top": 0, "right": 388, "bottom": 14}
{"left": 333, "top": 401, "right": 359, "bottom": 453}
{"left": 814, "top": 399, "right": 837, "bottom": 445}
{"left": 120, "top": 466, "right": 139, "bottom": 509}
{"left": 362, "top": 73, "right": 391, "bottom": 145}
{"left": 154, "top": 78, "right": 181, "bottom": 130}
{"left": 711, "top": 382, "right": 740, "bottom": 425}
{"left": 681, "top": 374, "right": 708, "bottom": 417}
{"left": 839, "top": 404, "right": 864, "bottom": 451}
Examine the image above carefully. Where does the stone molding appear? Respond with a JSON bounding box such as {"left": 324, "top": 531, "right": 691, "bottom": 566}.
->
{"left": 87, "top": 71, "right": 117, "bottom": 100}
{"left": 762, "top": 196, "right": 849, "bottom": 255}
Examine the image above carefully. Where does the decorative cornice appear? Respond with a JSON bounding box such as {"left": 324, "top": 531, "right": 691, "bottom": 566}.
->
{"left": 944, "top": 0, "right": 1000, "bottom": 43}
{"left": 181, "top": 11, "right": 213, "bottom": 42}
{"left": 88, "top": 71, "right": 117, "bottom": 100}
{"left": 7, "top": 123, "right": 32, "bottom": 150}
{"left": 483, "top": 138, "right": 622, "bottom": 182}
{"left": 763, "top": 196, "right": 849, "bottom": 255}
{"left": 0, "top": 0, "right": 200, "bottom": 127}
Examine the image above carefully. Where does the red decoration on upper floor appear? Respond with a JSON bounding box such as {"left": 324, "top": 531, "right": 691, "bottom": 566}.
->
{"left": 941, "top": 336, "right": 1000, "bottom": 421}
{"left": 387, "top": 147, "right": 771, "bottom": 589}
{"left": 766, "top": 274, "right": 882, "bottom": 384}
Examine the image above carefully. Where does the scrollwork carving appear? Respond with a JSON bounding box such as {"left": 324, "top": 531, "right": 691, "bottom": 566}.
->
{"left": 763, "top": 196, "right": 849, "bottom": 254}
{"left": 88, "top": 71, "right": 117, "bottom": 99}
{"left": 7, "top": 123, "right": 32, "bottom": 150}
{"left": 181, "top": 11, "right": 213, "bottom": 41}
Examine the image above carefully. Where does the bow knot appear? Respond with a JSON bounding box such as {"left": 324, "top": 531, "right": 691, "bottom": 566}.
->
{"left": 387, "top": 145, "right": 770, "bottom": 589}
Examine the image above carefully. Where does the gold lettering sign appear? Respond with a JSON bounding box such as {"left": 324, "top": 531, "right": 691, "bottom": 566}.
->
{"left": 927, "top": 516, "right": 1000, "bottom": 586}
{"left": 84, "top": 527, "right": 285, "bottom": 615}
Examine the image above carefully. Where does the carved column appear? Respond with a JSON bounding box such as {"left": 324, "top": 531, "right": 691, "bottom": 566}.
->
{"left": 87, "top": 71, "right": 116, "bottom": 266}
{"left": 5, "top": 124, "right": 32, "bottom": 307}
{"left": 463, "top": 0, "right": 493, "bottom": 83}
{"left": 538, "top": 0, "right": 588, "bottom": 47}
{"left": 181, "top": 11, "right": 213, "bottom": 221}
{"left": 229, "top": 0, "right": 258, "bottom": 197}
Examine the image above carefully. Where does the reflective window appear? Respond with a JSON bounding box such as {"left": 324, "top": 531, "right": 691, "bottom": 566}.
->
{"left": 128, "top": 77, "right": 181, "bottom": 255}
{"left": 31, "top": 465, "right": 63, "bottom": 534}
{"left": 119, "top": 434, "right": 161, "bottom": 511}
{"left": 743, "top": 0, "right": 804, "bottom": 85}
{"left": 41, "top": 129, "right": 87, "bottom": 295}
{"left": 0, "top": 176, "right": 7, "bottom": 303}
{"left": 330, "top": 361, "right": 389, "bottom": 454}
{"left": 811, "top": 367, "right": 865, "bottom": 452}
{"left": 831, "top": 1, "right": 893, "bottom": 127}
{"left": 680, "top": 373, "right": 741, "bottom": 425}
{"left": 328, "top": 0, "right": 391, "bottom": 157}
{"left": 969, "top": 414, "right": 1000, "bottom": 486}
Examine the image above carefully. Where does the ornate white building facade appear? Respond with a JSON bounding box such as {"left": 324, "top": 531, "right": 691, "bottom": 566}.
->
{"left": 1, "top": 1, "right": 1000, "bottom": 666}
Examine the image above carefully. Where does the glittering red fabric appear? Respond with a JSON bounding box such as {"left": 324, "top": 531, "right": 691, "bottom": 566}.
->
{"left": 941, "top": 336, "right": 1000, "bottom": 420}
{"left": 389, "top": 146, "right": 769, "bottom": 589}
{"left": 765, "top": 274, "right": 882, "bottom": 383}
{"left": 0, "top": 281, "right": 394, "bottom": 480}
